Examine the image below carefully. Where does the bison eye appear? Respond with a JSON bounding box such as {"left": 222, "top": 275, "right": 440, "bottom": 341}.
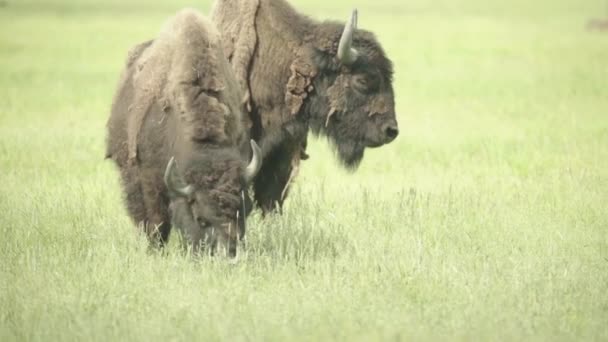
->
{"left": 352, "top": 74, "right": 379, "bottom": 94}
{"left": 353, "top": 75, "right": 368, "bottom": 90}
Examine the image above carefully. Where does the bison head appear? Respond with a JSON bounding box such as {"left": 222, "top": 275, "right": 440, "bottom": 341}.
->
{"left": 163, "top": 140, "right": 262, "bottom": 257}
{"left": 307, "top": 10, "right": 398, "bottom": 169}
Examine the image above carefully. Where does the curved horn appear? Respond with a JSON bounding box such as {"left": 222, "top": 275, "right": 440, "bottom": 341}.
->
{"left": 337, "top": 9, "right": 359, "bottom": 65}
{"left": 243, "top": 140, "right": 262, "bottom": 184}
{"left": 164, "top": 157, "right": 194, "bottom": 197}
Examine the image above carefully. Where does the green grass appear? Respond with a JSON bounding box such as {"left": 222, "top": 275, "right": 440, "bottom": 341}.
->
{"left": 1, "top": 0, "right": 608, "bottom": 340}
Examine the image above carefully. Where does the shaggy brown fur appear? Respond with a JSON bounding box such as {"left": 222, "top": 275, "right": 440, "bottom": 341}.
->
{"left": 211, "top": 0, "right": 399, "bottom": 214}
{"left": 106, "top": 9, "right": 253, "bottom": 255}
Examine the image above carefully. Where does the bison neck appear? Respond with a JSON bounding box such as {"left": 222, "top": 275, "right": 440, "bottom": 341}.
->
{"left": 249, "top": 0, "right": 315, "bottom": 129}
{"left": 212, "top": 0, "right": 316, "bottom": 147}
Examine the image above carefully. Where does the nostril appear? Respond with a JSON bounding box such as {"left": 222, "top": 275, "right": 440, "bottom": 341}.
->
{"left": 385, "top": 125, "right": 399, "bottom": 140}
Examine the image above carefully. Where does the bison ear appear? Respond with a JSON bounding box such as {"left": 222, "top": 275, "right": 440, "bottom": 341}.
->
{"left": 312, "top": 49, "right": 342, "bottom": 73}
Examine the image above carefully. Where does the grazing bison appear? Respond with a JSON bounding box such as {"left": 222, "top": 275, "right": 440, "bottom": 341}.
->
{"left": 105, "top": 9, "right": 261, "bottom": 256}
{"left": 211, "top": 0, "right": 399, "bottom": 213}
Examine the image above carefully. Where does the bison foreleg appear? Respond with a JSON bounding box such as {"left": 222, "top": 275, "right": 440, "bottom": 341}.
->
{"left": 253, "top": 142, "right": 303, "bottom": 215}
{"left": 281, "top": 156, "right": 300, "bottom": 201}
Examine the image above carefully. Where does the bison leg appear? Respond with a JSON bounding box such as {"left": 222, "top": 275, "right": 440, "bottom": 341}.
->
{"left": 119, "top": 165, "right": 172, "bottom": 247}
{"left": 119, "top": 165, "right": 147, "bottom": 225}
{"left": 139, "top": 169, "right": 172, "bottom": 247}
{"left": 253, "top": 142, "right": 301, "bottom": 215}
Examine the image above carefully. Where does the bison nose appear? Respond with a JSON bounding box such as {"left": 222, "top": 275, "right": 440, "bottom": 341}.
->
{"left": 383, "top": 123, "right": 399, "bottom": 142}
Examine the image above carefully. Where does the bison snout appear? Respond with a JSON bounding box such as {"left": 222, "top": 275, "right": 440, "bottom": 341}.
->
{"left": 382, "top": 122, "right": 399, "bottom": 142}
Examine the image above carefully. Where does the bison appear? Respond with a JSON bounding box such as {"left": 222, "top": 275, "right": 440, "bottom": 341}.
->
{"left": 105, "top": 9, "right": 261, "bottom": 256}
{"left": 211, "top": 0, "right": 399, "bottom": 214}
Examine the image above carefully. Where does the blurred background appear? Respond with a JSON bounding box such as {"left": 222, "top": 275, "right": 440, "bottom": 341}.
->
{"left": 2, "top": 0, "right": 607, "bottom": 190}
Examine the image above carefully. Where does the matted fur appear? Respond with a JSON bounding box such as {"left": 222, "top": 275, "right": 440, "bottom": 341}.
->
{"left": 211, "top": 0, "right": 260, "bottom": 112}
{"left": 106, "top": 8, "right": 251, "bottom": 250}
{"left": 124, "top": 10, "right": 242, "bottom": 162}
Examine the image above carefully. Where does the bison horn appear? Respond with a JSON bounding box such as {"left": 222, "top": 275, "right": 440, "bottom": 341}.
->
{"left": 243, "top": 140, "right": 262, "bottom": 184}
{"left": 337, "top": 9, "right": 359, "bottom": 65}
{"left": 164, "top": 157, "right": 194, "bottom": 197}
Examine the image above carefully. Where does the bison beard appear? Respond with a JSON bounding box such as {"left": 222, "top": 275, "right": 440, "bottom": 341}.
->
{"left": 335, "top": 140, "right": 365, "bottom": 169}
{"left": 212, "top": 0, "right": 399, "bottom": 213}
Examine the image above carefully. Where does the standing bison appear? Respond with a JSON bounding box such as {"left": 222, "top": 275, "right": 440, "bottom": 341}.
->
{"left": 211, "top": 0, "right": 399, "bottom": 213}
{"left": 105, "top": 9, "right": 261, "bottom": 256}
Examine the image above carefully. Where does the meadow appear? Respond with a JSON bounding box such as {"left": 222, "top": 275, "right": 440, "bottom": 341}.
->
{"left": 1, "top": 0, "right": 607, "bottom": 340}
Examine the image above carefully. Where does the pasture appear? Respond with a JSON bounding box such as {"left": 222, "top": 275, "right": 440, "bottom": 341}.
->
{"left": 1, "top": 0, "right": 607, "bottom": 340}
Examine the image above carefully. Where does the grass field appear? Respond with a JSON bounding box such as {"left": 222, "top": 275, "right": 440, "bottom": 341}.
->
{"left": 1, "top": 0, "right": 608, "bottom": 340}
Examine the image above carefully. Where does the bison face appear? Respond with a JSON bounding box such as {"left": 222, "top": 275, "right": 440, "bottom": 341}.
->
{"left": 164, "top": 140, "right": 262, "bottom": 257}
{"left": 309, "top": 10, "right": 398, "bottom": 169}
